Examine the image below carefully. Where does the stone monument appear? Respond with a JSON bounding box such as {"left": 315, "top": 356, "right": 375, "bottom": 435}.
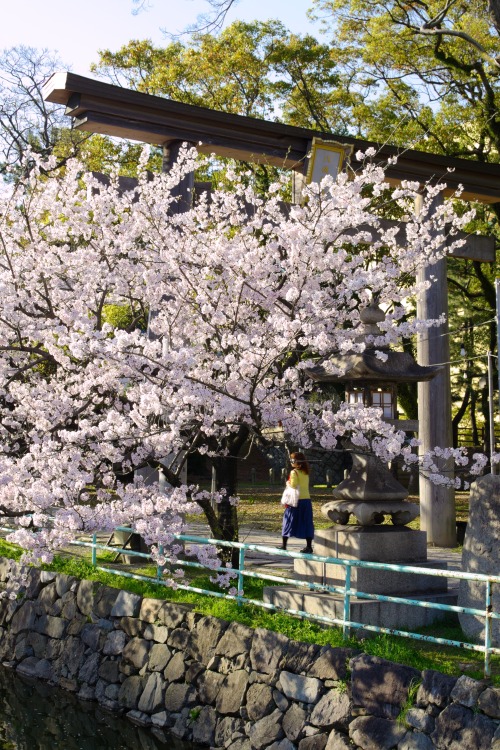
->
{"left": 458, "top": 474, "right": 500, "bottom": 646}
{"left": 307, "top": 301, "right": 438, "bottom": 529}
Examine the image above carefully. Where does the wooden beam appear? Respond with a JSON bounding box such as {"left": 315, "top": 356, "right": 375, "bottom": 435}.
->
{"left": 386, "top": 419, "right": 419, "bottom": 432}
{"left": 43, "top": 72, "right": 500, "bottom": 203}
{"left": 450, "top": 233, "right": 496, "bottom": 263}
{"left": 74, "top": 112, "right": 306, "bottom": 167}
{"left": 330, "top": 219, "right": 495, "bottom": 262}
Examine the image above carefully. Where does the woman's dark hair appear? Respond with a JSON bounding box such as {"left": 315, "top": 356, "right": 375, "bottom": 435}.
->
{"left": 290, "top": 452, "right": 309, "bottom": 475}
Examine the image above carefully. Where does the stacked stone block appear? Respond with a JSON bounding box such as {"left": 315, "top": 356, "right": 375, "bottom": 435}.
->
{"left": 0, "top": 558, "right": 498, "bottom": 749}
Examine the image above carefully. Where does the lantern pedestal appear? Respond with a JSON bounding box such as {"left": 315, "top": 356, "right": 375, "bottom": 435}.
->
{"left": 292, "top": 525, "right": 446, "bottom": 595}
{"left": 264, "top": 525, "right": 454, "bottom": 632}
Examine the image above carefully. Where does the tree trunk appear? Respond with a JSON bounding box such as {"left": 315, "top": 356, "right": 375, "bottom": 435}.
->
{"left": 470, "top": 389, "right": 480, "bottom": 448}
{"left": 206, "top": 425, "right": 250, "bottom": 568}
{"left": 213, "top": 454, "right": 240, "bottom": 567}
{"left": 479, "top": 386, "right": 489, "bottom": 454}
{"left": 452, "top": 384, "right": 470, "bottom": 448}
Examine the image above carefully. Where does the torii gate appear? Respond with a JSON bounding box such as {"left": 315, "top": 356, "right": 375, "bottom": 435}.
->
{"left": 43, "top": 72, "right": 500, "bottom": 547}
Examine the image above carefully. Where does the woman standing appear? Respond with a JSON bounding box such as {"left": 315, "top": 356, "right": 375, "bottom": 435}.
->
{"left": 280, "top": 452, "right": 314, "bottom": 553}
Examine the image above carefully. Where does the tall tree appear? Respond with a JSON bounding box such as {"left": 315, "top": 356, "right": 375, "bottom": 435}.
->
{"left": 0, "top": 46, "right": 83, "bottom": 178}
{"left": 94, "top": 11, "right": 500, "bottom": 445}
{"left": 0, "top": 46, "right": 158, "bottom": 181}
{"left": 308, "top": 0, "right": 500, "bottom": 441}
{"left": 310, "top": 0, "right": 500, "bottom": 158}
{"left": 93, "top": 20, "right": 353, "bottom": 131}
{"left": 93, "top": 21, "right": 359, "bottom": 196}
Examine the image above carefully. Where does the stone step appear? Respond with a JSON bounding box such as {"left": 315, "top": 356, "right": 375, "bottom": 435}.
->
{"left": 293, "top": 558, "right": 448, "bottom": 595}
{"left": 263, "top": 585, "right": 458, "bottom": 632}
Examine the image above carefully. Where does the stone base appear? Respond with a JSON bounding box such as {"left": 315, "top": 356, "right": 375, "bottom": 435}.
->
{"left": 112, "top": 529, "right": 149, "bottom": 565}
{"left": 312, "top": 526, "right": 428, "bottom": 563}
{"left": 263, "top": 586, "right": 457, "bottom": 632}
{"left": 264, "top": 525, "right": 452, "bottom": 630}
{"left": 296, "top": 526, "right": 447, "bottom": 596}
{"left": 293, "top": 558, "right": 448, "bottom": 595}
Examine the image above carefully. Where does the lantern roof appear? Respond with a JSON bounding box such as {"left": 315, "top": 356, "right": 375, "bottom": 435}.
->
{"left": 306, "top": 304, "right": 442, "bottom": 385}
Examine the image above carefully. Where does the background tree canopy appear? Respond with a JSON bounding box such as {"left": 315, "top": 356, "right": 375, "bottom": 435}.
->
{"left": 92, "top": 20, "right": 352, "bottom": 131}
{"left": 309, "top": 0, "right": 500, "bottom": 160}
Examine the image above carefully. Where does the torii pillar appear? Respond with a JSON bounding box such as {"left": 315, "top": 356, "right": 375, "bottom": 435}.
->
{"left": 416, "top": 193, "right": 455, "bottom": 546}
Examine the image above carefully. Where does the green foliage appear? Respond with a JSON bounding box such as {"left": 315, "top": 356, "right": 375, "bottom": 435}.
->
{"left": 310, "top": 0, "right": 500, "bottom": 159}
{"left": 78, "top": 135, "right": 161, "bottom": 177}
{"left": 0, "top": 539, "right": 23, "bottom": 561}
{"left": 397, "top": 677, "right": 422, "bottom": 725}
{"left": 361, "top": 633, "right": 436, "bottom": 671}
{"left": 0, "top": 47, "right": 83, "bottom": 180}
{"left": 93, "top": 21, "right": 347, "bottom": 130}
{"left": 305, "top": 0, "right": 500, "bottom": 442}
{"left": 102, "top": 304, "right": 147, "bottom": 332}
{"left": 91, "top": 20, "right": 356, "bottom": 196}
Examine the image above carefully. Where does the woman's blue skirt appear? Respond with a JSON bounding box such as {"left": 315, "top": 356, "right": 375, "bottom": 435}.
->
{"left": 282, "top": 498, "right": 314, "bottom": 539}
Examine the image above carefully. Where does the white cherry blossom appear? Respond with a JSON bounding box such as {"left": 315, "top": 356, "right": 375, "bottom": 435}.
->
{"left": 0, "top": 148, "right": 477, "bottom": 568}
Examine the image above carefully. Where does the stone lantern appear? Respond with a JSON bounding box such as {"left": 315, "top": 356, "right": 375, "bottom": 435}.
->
{"left": 265, "top": 305, "right": 454, "bottom": 629}
{"left": 306, "top": 302, "right": 441, "bottom": 527}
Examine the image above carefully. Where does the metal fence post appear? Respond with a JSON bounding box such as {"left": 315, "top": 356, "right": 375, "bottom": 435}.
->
{"left": 91, "top": 534, "right": 97, "bottom": 567}
{"left": 157, "top": 544, "right": 164, "bottom": 582}
{"left": 485, "top": 579, "right": 492, "bottom": 678}
{"left": 343, "top": 563, "right": 351, "bottom": 639}
{"left": 237, "top": 547, "right": 245, "bottom": 607}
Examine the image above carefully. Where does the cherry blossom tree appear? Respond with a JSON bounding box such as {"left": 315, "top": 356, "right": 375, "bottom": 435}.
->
{"left": 0, "top": 146, "right": 482, "bottom": 569}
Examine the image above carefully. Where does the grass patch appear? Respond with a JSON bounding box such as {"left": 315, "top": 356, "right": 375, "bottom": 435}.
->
{"left": 186, "top": 487, "right": 337, "bottom": 531}
{"left": 355, "top": 615, "right": 500, "bottom": 684}
{"left": 397, "top": 677, "right": 422, "bottom": 725}
{"left": 0, "top": 539, "right": 23, "bottom": 562}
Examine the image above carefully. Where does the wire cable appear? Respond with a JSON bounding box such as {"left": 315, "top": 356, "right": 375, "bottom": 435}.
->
{"left": 416, "top": 316, "right": 497, "bottom": 345}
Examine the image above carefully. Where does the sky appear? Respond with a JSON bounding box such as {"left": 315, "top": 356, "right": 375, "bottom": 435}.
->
{"left": 0, "top": 0, "right": 323, "bottom": 77}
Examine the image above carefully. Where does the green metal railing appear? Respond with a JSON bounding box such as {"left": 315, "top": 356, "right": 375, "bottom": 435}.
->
{"left": 67, "top": 526, "right": 500, "bottom": 678}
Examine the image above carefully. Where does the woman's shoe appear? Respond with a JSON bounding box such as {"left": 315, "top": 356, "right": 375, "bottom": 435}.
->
{"left": 300, "top": 546, "right": 313, "bottom": 554}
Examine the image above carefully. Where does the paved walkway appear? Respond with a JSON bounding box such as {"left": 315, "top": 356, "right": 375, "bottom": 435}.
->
{"left": 80, "top": 522, "right": 463, "bottom": 597}
{"left": 181, "top": 522, "right": 463, "bottom": 590}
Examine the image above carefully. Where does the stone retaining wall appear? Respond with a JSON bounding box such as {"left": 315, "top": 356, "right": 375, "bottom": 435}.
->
{"left": 0, "top": 558, "right": 498, "bottom": 750}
